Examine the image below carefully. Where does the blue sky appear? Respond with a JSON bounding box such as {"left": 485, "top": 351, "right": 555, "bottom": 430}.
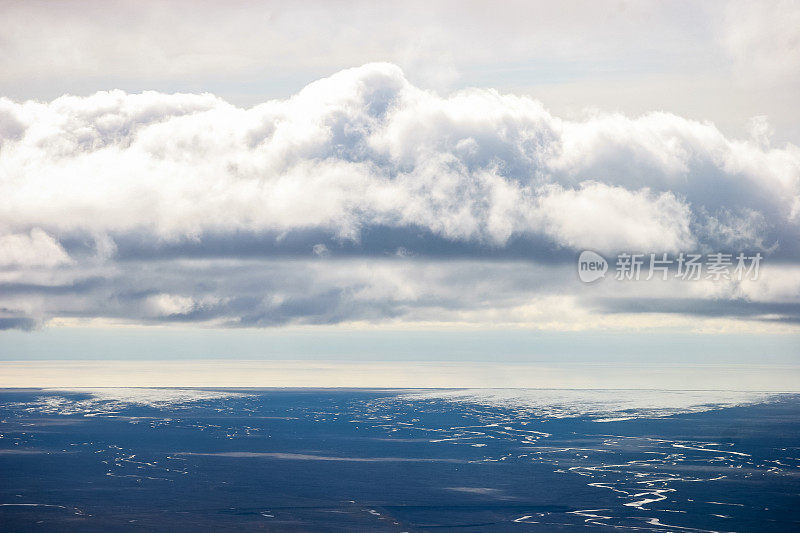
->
{"left": 0, "top": 1, "right": 798, "bottom": 366}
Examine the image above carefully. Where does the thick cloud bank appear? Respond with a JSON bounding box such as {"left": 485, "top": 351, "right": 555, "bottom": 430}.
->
{"left": 1, "top": 64, "right": 798, "bottom": 330}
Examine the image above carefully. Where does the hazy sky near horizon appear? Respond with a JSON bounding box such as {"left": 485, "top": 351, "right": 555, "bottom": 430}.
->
{"left": 2, "top": 0, "right": 800, "bottom": 142}
{"left": 0, "top": 0, "right": 799, "bottom": 361}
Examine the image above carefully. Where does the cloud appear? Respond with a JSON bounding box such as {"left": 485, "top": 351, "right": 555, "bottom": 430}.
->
{"left": 1, "top": 63, "right": 796, "bottom": 255}
{"left": 0, "top": 229, "right": 72, "bottom": 267}
{"left": 0, "top": 317, "right": 38, "bottom": 331}
{"left": 143, "top": 293, "right": 201, "bottom": 318}
{"left": 0, "top": 1, "right": 710, "bottom": 84}
{"left": 1, "top": 256, "right": 798, "bottom": 332}
{"left": 722, "top": 0, "right": 800, "bottom": 86}
{"left": 0, "top": 64, "right": 798, "bottom": 330}
{"left": 537, "top": 183, "right": 694, "bottom": 252}
{"left": 3, "top": 1, "right": 799, "bottom": 147}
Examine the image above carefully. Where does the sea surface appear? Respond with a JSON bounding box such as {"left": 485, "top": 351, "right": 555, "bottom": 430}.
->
{"left": 1, "top": 388, "right": 799, "bottom": 531}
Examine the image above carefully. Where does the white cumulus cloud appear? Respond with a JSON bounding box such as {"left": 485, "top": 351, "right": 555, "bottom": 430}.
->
{"left": 0, "top": 63, "right": 796, "bottom": 254}
{"left": 0, "top": 64, "right": 798, "bottom": 330}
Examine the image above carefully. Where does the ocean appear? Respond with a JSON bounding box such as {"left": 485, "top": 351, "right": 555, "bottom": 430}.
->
{"left": 1, "top": 388, "right": 798, "bottom": 531}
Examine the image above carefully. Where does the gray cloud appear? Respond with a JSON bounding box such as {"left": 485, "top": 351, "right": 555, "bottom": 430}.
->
{"left": 0, "top": 256, "right": 797, "bottom": 331}
{"left": 0, "top": 317, "right": 38, "bottom": 331}
{"left": 596, "top": 297, "right": 800, "bottom": 323}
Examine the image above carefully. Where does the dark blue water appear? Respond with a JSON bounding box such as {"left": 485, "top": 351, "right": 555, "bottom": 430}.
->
{"left": 1, "top": 388, "right": 798, "bottom": 531}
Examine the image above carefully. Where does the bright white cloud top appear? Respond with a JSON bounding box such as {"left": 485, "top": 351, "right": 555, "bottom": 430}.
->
{"left": 0, "top": 64, "right": 799, "bottom": 331}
